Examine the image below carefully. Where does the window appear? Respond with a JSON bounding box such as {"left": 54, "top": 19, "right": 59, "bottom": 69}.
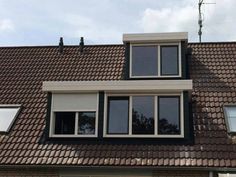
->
{"left": 224, "top": 105, "right": 236, "bottom": 133}
{"left": 105, "top": 93, "right": 183, "bottom": 138}
{"left": 107, "top": 97, "right": 129, "bottom": 134}
{"left": 132, "top": 46, "right": 158, "bottom": 76}
{"left": 54, "top": 111, "right": 96, "bottom": 136}
{"left": 0, "top": 105, "right": 21, "bottom": 132}
{"left": 161, "top": 46, "right": 179, "bottom": 75}
{"left": 78, "top": 112, "right": 96, "bottom": 135}
{"left": 50, "top": 93, "right": 98, "bottom": 137}
{"left": 55, "top": 112, "right": 75, "bottom": 134}
{"left": 130, "top": 44, "right": 181, "bottom": 78}
{"left": 158, "top": 97, "right": 180, "bottom": 135}
{"left": 132, "top": 96, "right": 154, "bottom": 134}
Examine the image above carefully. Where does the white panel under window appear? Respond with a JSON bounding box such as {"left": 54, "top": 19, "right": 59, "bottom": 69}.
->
{"left": 52, "top": 93, "right": 97, "bottom": 111}
{"left": 0, "top": 106, "right": 20, "bottom": 132}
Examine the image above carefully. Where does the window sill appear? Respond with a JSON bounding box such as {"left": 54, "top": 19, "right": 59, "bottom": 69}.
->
{"left": 129, "top": 75, "right": 182, "bottom": 78}
{"left": 103, "top": 134, "right": 184, "bottom": 138}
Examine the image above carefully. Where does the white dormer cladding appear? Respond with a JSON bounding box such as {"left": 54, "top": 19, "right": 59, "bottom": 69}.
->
{"left": 123, "top": 32, "right": 188, "bottom": 43}
{"left": 42, "top": 80, "right": 192, "bottom": 93}
{"left": 123, "top": 32, "right": 188, "bottom": 78}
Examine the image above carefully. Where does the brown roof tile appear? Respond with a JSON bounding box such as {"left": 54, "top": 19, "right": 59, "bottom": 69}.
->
{"left": 0, "top": 43, "right": 236, "bottom": 168}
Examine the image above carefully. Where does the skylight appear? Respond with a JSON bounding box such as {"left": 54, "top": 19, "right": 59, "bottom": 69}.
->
{"left": 0, "top": 106, "right": 20, "bottom": 132}
{"left": 224, "top": 105, "right": 236, "bottom": 133}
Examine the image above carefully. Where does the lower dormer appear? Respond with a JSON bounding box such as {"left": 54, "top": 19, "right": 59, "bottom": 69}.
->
{"left": 43, "top": 80, "right": 192, "bottom": 140}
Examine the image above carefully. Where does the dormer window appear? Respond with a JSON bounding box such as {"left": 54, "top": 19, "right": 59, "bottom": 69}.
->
{"left": 123, "top": 32, "right": 187, "bottom": 78}
{"left": 104, "top": 93, "right": 183, "bottom": 138}
{"left": 131, "top": 45, "right": 158, "bottom": 76}
{"left": 161, "top": 46, "right": 179, "bottom": 75}
{"left": 43, "top": 79, "right": 192, "bottom": 139}
{"left": 130, "top": 43, "right": 181, "bottom": 78}
{"left": 49, "top": 93, "right": 98, "bottom": 137}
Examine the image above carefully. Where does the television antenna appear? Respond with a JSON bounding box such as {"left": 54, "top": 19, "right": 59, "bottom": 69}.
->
{"left": 198, "top": 0, "right": 216, "bottom": 43}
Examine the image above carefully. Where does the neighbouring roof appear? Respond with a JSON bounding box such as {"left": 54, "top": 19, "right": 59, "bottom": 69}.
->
{"left": 0, "top": 43, "right": 236, "bottom": 167}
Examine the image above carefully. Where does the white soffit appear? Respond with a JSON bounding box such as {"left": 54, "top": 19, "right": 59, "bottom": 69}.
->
{"left": 42, "top": 80, "right": 192, "bottom": 93}
{"left": 123, "top": 32, "right": 188, "bottom": 43}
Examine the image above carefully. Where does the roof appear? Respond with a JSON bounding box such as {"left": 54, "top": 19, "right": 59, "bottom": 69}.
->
{"left": 0, "top": 42, "right": 236, "bottom": 167}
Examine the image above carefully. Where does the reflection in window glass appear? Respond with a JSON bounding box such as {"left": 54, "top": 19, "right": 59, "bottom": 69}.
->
{"left": 132, "top": 46, "right": 158, "bottom": 76}
{"left": 161, "top": 46, "right": 178, "bottom": 75}
{"left": 78, "top": 112, "right": 95, "bottom": 135}
{"left": 0, "top": 107, "right": 20, "bottom": 132}
{"left": 132, "top": 96, "right": 154, "bottom": 134}
{"left": 55, "top": 112, "right": 75, "bottom": 134}
{"left": 224, "top": 106, "right": 236, "bottom": 132}
{"left": 158, "top": 97, "right": 180, "bottom": 135}
{"left": 107, "top": 97, "right": 129, "bottom": 134}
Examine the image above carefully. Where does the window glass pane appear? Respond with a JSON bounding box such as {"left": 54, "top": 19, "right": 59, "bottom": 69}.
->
{"left": 158, "top": 97, "right": 180, "bottom": 135}
{"left": 228, "top": 118, "right": 236, "bottom": 132}
{"left": 107, "top": 97, "right": 129, "bottom": 134}
{"left": 225, "top": 107, "right": 236, "bottom": 117}
{"left": 0, "top": 107, "right": 20, "bottom": 132}
{"left": 161, "top": 46, "right": 178, "bottom": 75}
{"left": 132, "top": 46, "right": 158, "bottom": 76}
{"left": 78, "top": 112, "right": 95, "bottom": 135}
{"left": 132, "top": 96, "right": 154, "bottom": 134}
{"left": 55, "top": 112, "right": 75, "bottom": 134}
{"left": 225, "top": 106, "right": 236, "bottom": 132}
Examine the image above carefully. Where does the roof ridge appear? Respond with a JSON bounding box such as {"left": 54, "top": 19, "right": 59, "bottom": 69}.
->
{"left": 189, "top": 41, "right": 236, "bottom": 44}
{"left": 0, "top": 44, "right": 124, "bottom": 49}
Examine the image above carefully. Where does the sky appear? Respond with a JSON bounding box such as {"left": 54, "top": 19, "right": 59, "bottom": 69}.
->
{"left": 0, "top": 0, "right": 236, "bottom": 46}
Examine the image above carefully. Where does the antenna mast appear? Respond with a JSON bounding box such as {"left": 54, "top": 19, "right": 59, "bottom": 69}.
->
{"left": 198, "top": 0, "right": 203, "bottom": 43}
{"left": 198, "top": 0, "right": 215, "bottom": 43}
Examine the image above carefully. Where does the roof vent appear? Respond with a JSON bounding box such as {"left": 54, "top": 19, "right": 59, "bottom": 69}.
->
{"left": 59, "top": 37, "right": 64, "bottom": 54}
{"left": 80, "top": 37, "right": 84, "bottom": 53}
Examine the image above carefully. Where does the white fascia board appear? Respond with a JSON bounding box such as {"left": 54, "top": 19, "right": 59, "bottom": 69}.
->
{"left": 218, "top": 174, "right": 235, "bottom": 177}
{"left": 42, "top": 80, "right": 192, "bottom": 93}
{"left": 123, "top": 32, "right": 188, "bottom": 43}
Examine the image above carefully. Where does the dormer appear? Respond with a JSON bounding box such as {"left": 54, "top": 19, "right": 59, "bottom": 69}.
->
{"left": 123, "top": 32, "right": 188, "bottom": 79}
{"left": 43, "top": 32, "right": 192, "bottom": 140}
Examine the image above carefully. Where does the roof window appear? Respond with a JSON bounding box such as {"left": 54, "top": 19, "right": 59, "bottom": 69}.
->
{"left": 0, "top": 105, "right": 21, "bottom": 133}
{"left": 224, "top": 105, "right": 236, "bottom": 133}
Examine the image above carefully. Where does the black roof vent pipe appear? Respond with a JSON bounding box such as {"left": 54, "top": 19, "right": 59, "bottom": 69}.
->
{"left": 80, "top": 37, "right": 84, "bottom": 53}
{"left": 59, "top": 37, "right": 64, "bottom": 54}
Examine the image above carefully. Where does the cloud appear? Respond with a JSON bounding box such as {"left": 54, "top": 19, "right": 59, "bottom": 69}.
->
{"left": 140, "top": 5, "right": 198, "bottom": 41}
{"left": 63, "top": 14, "right": 122, "bottom": 44}
{"left": 0, "top": 19, "right": 14, "bottom": 31}
{"left": 140, "top": 0, "right": 236, "bottom": 42}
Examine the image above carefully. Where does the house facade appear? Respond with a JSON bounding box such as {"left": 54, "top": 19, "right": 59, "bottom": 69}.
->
{"left": 0, "top": 32, "right": 236, "bottom": 177}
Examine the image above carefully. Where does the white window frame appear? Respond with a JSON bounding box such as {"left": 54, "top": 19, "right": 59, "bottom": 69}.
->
{"left": 0, "top": 104, "right": 21, "bottom": 133}
{"left": 129, "top": 42, "right": 182, "bottom": 78}
{"left": 103, "top": 92, "right": 184, "bottom": 138}
{"left": 223, "top": 104, "right": 236, "bottom": 133}
{"left": 49, "top": 94, "right": 99, "bottom": 138}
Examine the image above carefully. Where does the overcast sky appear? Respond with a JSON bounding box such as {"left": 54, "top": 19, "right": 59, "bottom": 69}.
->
{"left": 0, "top": 0, "right": 235, "bottom": 46}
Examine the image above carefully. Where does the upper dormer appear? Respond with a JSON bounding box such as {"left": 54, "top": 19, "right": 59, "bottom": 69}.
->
{"left": 123, "top": 32, "right": 188, "bottom": 79}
